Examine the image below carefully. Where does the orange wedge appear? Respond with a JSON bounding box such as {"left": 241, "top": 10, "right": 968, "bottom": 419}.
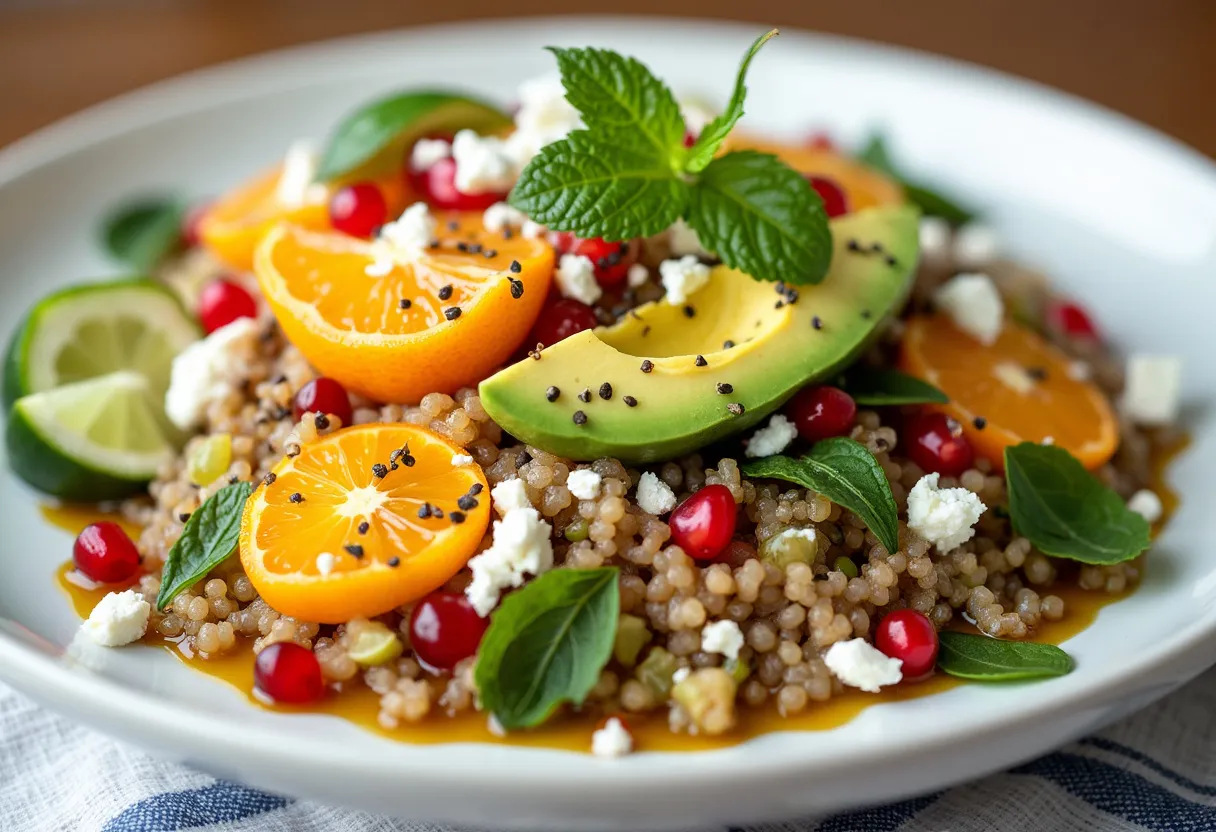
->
{"left": 254, "top": 210, "right": 553, "bottom": 403}
{"left": 198, "top": 165, "right": 409, "bottom": 270}
{"left": 725, "top": 134, "right": 904, "bottom": 213}
{"left": 240, "top": 423, "right": 490, "bottom": 623}
{"left": 900, "top": 315, "right": 1118, "bottom": 471}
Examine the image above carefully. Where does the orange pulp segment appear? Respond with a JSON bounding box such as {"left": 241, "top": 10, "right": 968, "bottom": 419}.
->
{"left": 239, "top": 423, "right": 490, "bottom": 623}
{"left": 254, "top": 210, "right": 554, "bottom": 403}
{"left": 900, "top": 315, "right": 1118, "bottom": 471}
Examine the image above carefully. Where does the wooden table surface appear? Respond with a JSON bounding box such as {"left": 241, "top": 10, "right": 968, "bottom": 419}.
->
{"left": 1, "top": 0, "right": 1214, "bottom": 157}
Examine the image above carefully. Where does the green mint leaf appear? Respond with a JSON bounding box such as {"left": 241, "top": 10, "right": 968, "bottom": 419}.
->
{"left": 687, "top": 150, "right": 832, "bottom": 284}
{"left": 842, "top": 367, "right": 949, "bottom": 406}
{"left": 937, "top": 632, "right": 1074, "bottom": 681}
{"left": 742, "top": 438, "right": 899, "bottom": 554}
{"left": 685, "top": 29, "right": 779, "bottom": 173}
{"left": 475, "top": 567, "right": 620, "bottom": 730}
{"left": 548, "top": 46, "right": 684, "bottom": 164}
{"left": 156, "top": 481, "right": 253, "bottom": 610}
{"left": 509, "top": 132, "right": 688, "bottom": 239}
{"left": 1004, "top": 442, "right": 1150, "bottom": 565}
{"left": 315, "top": 90, "right": 511, "bottom": 181}
{"left": 102, "top": 198, "right": 185, "bottom": 271}
{"left": 858, "top": 133, "right": 975, "bottom": 226}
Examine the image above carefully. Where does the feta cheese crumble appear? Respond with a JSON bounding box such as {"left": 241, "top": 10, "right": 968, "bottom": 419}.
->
{"left": 636, "top": 472, "right": 676, "bottom": 515}
{"left": 450, "top": 454, "right": 474, "bottom": 467}
{"left": 566, "top": 469, "right": 603, "bottom": 501}
{"left": 491, "top": 477, "right": 531, "bottom": 516}
{"left": 933, "top": 273, "right": 1004, "bottom": 345}
{"left": 522, "top": 219, "right": 546, "bottom": 240}
{"left": 659, "top": 256, "right": 711, "bottom": 305}
{"left": 465, "top": 507, "right": 554, "bottom": 616}
{"left": 672, "top": 667, "right": 691, "bottom": 685}
{"left": 627, "top": 263, "right": 650, "bottom": 288}
{"left": 555, "top": 254, "right": 602, "bottom": 305}
{"left": 824, "top": 638, "right": 903, "bottom": 692}
{"left": 451, "top": 129, "right": 517, "bottom": 195}
{"left": 1127, "top": 489, "right": 1163, "bottom": 524}
{"left": 667, "top": 219, "right": 712, "bottom": 259}
{"left": 374, "top": 202, "right": 436, "bottom": 264}
{"left": 701, "top": 620, "right": 744, "bottom": 661}
{"left": 410, "top": 137, "right": 451, "bottom": 172}
{"left": 591, "top": 717, "right": 634, "bottom": 758}
{"left": 483, "top": 202, "right": 527, "bottom": 234}
{"left": 275, "top": 139, "right": 326, "bottom": 208}
{"left": 952, "top": 222, "right": 1000, "bottom": 268}
{"left": 507, "top": 74, "right": 583, "bottom": 168}
{"left": 165, "top": 317, "right": 260, "bottom": 430}
{"left": 315, "top": 552, "right": 336, "bottom": 577}
{"left": 918, "top": 216, "right": 951, "bottom": 266}
{"left": 1067, "top": 360, "right": 1092, "bottom": 382}
{"left": 906, "top": 472, "right": 987, "bottom": 554}
{"left": 745, "top": 414, "right": 798, "bottom": 458}
{"left": 1121, "top": 354, "right": 1182, "bottom": 426}
{"left": 81, "top": 590, "right": 150, "bottom": 647}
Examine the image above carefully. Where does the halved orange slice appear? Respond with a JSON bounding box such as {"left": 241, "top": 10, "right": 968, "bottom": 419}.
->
{"left": 900, "top": 315, "right": 1118, "bottom": 471}
{"left": 239, "top": 423, "right": 490, "bottom": 623}
{"left": 254, "top": 210, "right": 553, "bottom": 403}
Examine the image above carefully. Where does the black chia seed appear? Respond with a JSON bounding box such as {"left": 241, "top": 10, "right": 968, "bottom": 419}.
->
{"left": 578, "top": 389, "right": 591, "bottom": 403}
{"left": 716, "top": 382, "right": 733, "bottom": 394}
{"left": 598, "top": 383, "right": 613, "bottom": 400}
{"left": 263, "top": 472, "right": 277, "bottom": 486}
{"left": 695, "top": 355, "right": 707, "bottom": 367}
{"left": 683, "top": 305, "right": 696, "bottom": 318}
{"left": 974, "top": 416, "right": 988, "bottom": 430}
{"left": 387, "top": 557, "right": 400, "bottom": 568}
{"left": 509, "top": 260, "right": 522, "bottom": 273}
{"left": 449, "top": 511, "right": 466, "bottom": 524}
{"left": 438, "top": 284, "right": 453, "bottom": 301}
{"left": 640, "top": 360, "right": 653, "bottom": 373}
{"left": 314, "top": 413, "right": 330, "bottom": 430}
{"left": 289, "top": 492, "right": 304, "bottom": 503}
{"left": 344, "top": 544, "right": 364, "bottom": 558}
{"left": 727, "top": 402, "right": 746, "bottom": 416}
{"left": 358, "top": 521, "right": 370, "bottom": 534}
{"left": 458, "top": 495, "right": 478, "bottom": 511}
{"left": 372, "top": 463, "right": 388, "bottom": 479}
{"left": 573, "top": 410, "right": 588, "bottom": 425}
{"left": 546, "top": 386, "right": 560, "bottom": 402}
{"left": 444, "top": 307, "right": 462, "bottom": 320}
{"left": 623, "top": 395, "right": 638, "bottom": 407}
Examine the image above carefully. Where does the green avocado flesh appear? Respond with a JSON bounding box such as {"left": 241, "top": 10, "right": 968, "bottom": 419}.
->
{"left": 479, "top": 205, "right": 921, "bottom": 463}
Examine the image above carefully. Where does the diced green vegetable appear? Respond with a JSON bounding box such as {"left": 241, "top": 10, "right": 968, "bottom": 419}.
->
{"left": 613, "top": 614, "right": 653, "bottom": 668}
{"left": 636, "top": 647, "right": 680, "bottom": 697}
{"left": 759, "top": 528, "right": 819, "bottom": 569}
{"left": 187, "top": 433, "right": 232, "bottom": 487}
{"left": 564, "top": 517, "right": 590, "bottom": 542}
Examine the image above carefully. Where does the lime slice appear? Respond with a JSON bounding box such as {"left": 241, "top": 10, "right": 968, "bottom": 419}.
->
{"left": 348, "top": 622, "right": 404, "bottom": 667}
{"left": 3, "top": 280, "right": 201, "bottom": 409}
{"left": 6, "top": 370, "right": 176, "bottom": 501}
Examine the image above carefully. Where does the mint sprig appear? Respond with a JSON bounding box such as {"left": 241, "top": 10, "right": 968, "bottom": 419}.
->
{"left": 510, "top": 29, "right": 833, "bottom": 285}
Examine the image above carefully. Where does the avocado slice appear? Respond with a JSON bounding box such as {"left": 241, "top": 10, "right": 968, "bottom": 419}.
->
{"left": 479, "top": 205, "right": 920, "bottom": 463}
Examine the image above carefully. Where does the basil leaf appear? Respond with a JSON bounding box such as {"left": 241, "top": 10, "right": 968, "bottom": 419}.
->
{"left": 687, "top": 150, "right": 832, "bottom": 285}
{"left": 937, "top": 631, "right": 1073, "bottom": 681}
{"left": 509, "top": 132, "right": 688, "bottom": 240}
{"left": 843, "top": 368, "right": 949, "bottom": 406}
{"left": 685, "top": 29, "right": 779, "bottom": 173}
{"left": 102, "top": 198, "right": 184, "bottom": 271}
{"left": 475, "top": 567, "right": 620, "bottom": 730}
{"left": 1004, "top": 442, "right": 1150, "bottom": 565}
{"left": 858, "top": 133, "right": 975, "bottom": 226}
{"left": 156, "top": 481, "right": 253, "bottom": 610}
{"left": 548, "top": 46, "right": 684, "bottom": 164}
{"left": 315, "top": 90, "right": 511, "bottom": 182}
{"left": 742, "top": 438, "right": 899, "bottom": 553}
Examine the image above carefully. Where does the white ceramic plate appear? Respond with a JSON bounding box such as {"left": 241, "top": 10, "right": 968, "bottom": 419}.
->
{"left": 2, "top": 16, "right": 1215, "bottom": 831}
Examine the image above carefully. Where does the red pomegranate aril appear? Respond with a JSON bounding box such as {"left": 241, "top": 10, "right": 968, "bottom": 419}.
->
{"left": 668, "top": 484, "right": 738, "bottom": 562}
{"left": 328, "top": 182, "right": 388, "bottom": 238}
{"left": 254, "top": 642, "right": 326, "bottom": 705}
{"left": 905, "top": 411, "right": 974, "bottom": 477}
{"left": 198, "top": 279, "right": 257, "bottom": 334}
{"left": 181, "top": 202, "right": 210, "bottom": 248}
{"left": 529, "top": 298, "right": 599, "bottom": 348}
{"left": 683, "top": 131, "right": 698, "bottom": 148}
{"left": 410, "top": 591, "right": 489, "bottom": 670}
{"left": 806, "top": 175, "right": 849, "bottom": 218}
{"left": 807, "top": 131, "right": 835, "bottom": 151}
{"left": 875, "top": 608, "right": 939, "bottom": 679}
{"left": 408, "top": 156, "right": 505, "bottom": 212}
{"left": 786, "top": 385, "right": 857, "bottom": 443}
{"left": 293, "top": 377, "right": 353, "bottom": 427}
{"left": 1048, "top": 299, "right": 1100, "bottom": 340}
{"left": 73, "top": 522, "right": 141, "bottom": 584}
{"left": 550, "top": 233, "right": 638, "bottom": 288}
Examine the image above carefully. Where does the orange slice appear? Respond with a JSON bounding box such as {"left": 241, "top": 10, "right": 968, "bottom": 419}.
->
{"left": 198, "top": 165, "right": 409, "bottom": 270}
{"left": 254, "top": 210, "right": 553, "bottom": 403}
{"left": 724, "top": 134, "right": 904, "bottom": 213}
{"left": 900, "top": 315, "right": 1118, "bottom": 471}
{"left": 239, "top": 423, "right": 489, "bottom": 623}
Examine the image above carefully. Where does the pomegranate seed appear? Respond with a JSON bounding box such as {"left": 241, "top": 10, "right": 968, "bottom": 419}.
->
{"left": 720, "top": 539, "right": 758, "bottom": 568}
{"left": 73, "top": 522, "right": 141, "bottom": 584}
{"left": 550, "top": 233, "right": 638, "bottom": 288}
{"left": 529, "top": 298, "right": 599, "bottom": 348}
{"left": 683, "top": 131, "right": 698, "bottom": 148}
{"left": 410, "top": 591, "right": 489, "bottom": 670}
{"left": 181, "top": 202, "right": 210, "bottom": 248}
{"left": 328, "top": 182, "right": 388, "bottom": 238}
{"left": 786, "top": 385, "right": 857, "bottom": 442}
{"left": 806, "top": 175, "right": 849, "bottom": 218}
{"left": 408, "top": 157, "right": 505, "bottom": 212}
{"left": 293, "top": 377, "right": 353, "bottom": 427}
{"left": 904, "top": 412, "right": 974, "bottom": 477}
{"left": 254, "top": 642, "right": 326, "bottom": 704}
{"left": 1047, "top": 299, "right": 1100, "bottom": 340}
{"left": 808, "top": 132, "right": 835, "bottom": 151}
{"left": 668, "top": 484, "right": 738, "bottom": 562}
{"left": 875, "top": 609, "right": 939, "bottom": 679}
{"left": 198, "top": 279, "right": 257, "bottom": 334}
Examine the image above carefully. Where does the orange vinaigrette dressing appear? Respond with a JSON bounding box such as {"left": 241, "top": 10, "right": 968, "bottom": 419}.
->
{"left": 50, "top": 436, "right": 1185, "bottom": 753}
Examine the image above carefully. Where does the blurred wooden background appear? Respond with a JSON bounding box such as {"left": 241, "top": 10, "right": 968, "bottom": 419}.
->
{"left": 1, "top": 0, "right": 1214, "bottom": 156}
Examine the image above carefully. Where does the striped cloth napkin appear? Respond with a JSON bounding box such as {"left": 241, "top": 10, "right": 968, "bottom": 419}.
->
{"left": 4, "top": 667, "right": 1216, "bottom": 832}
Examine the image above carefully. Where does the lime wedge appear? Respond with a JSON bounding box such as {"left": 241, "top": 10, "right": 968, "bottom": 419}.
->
{"left": 348, "top": 622, "right": 405, "bottom": 667}
{"left": 3, "top": 280, "right": 201, "bottom": 409}
{"left": 6, "top": 371, "right": 177, "bottom": 501}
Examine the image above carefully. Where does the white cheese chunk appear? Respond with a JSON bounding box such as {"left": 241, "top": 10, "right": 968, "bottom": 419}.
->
{"left": 522, "top": 220, "right": 546, "bottom": 240}
{"left": 450, "top": 454, "right": 474, "bottom": 467}
{"left": 275, "top": 139, "right": 326, "bottom": 208}
{"left": 165, "top": 317, "right": 260, "bottom": 431}
{"left": 907, "top": 472, "right": 987, "bottom": 554}
{"left": 315, "top": 552, "right": 336, "bottom": 577}
{"left": 626, "top": 263, "right": 650, "bottom": 288}
{"left": 464, "top": 507, "right": 554, "bottom": 616}
{"left": 918, "top": 216, "right": 951, "bottom": 267}
{"left": 491, "top": 477, "right": 532, "bottom": 516}
{"left": 952, "top": 222, "right": 1000, "bottom": 268}
{"left": 701, "top": 620, "right": 744, "bottom": 661}
{"left": 451, "top": 129, "right": 517, "bottom": 195}
{"left": 591, "top": 717, "right": 634, "bottom": 758}
{"left": 483, "top": 202, "right": 527, "bottom": 234}
{"left": 745, "top": 414, "right": 798, "bottom": 458}
{"left": 636, "top": 471, "right": 676, "bottom": 516}
{"left": 81, "top": 590, "right": 150, "bottom": 647}
{"left": 934, "top": 272, "right": 1004, "bottom": 346}
{"left": 1127, "top": 489, "right": 1163, "bottom": 524}
{"left": 993, "top": 361, "right": 1036, "bottom": 395}
{"left": 672, "top": 667, "right": 691, "bottom": 685}
{"left": 410, "top": 137, "right": 451, "bottom": 172}
{"left": 1067, "top": 360, "right": 1092, "bottom": 382}
{"left": 567, "top": 469, "right": 603, "bottom": 501}
{"left": 556, "top": 254, "right": 602, "bottom": 305}
{"left": 508, "top": 74, "right": 582, "bottom": 169}
{"left": 824, "top": 638, "right": 903, "bottom": 692}
{"left": 376, "top": 202, "right": 436, "bottom": 259}
{"left": 1121, "top": 354, "right": 1182, "bottom": 426}
{"left": 659, "top": 256, "right": 711, "bottom": 305}
{"left": 667, "top": 218, "right": 712, "bottom": 259}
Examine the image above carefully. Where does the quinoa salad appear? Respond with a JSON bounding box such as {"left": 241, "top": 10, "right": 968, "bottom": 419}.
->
{"left": 9, "top": 30, "right": 1184, "bottom": 756}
